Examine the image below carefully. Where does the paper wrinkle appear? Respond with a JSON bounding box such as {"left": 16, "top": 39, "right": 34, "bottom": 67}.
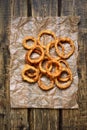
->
{"left": 10, "top": 16, "right": 79, "bottom": 108}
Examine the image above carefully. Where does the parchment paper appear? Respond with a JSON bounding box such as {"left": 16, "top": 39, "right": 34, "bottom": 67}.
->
{"left": 10, "top": 16, "right": 80, "bottom": 108}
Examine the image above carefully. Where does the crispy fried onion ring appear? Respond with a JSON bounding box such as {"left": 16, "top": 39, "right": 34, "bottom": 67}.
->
{"left": 58, "top": 59, "right": 69, "bottom": 68}
{"left": 55, "top": 68, "right": 73, "bottom": 89}
{"left": 46, "top": 60, "right": 62, "bottom": 78}
{"left": 46, "top": 41, "right": 64, "bottom": 60}
{"left": 38, "top": 74, "right": 54, "bottom": 91}
{"left": 55, "top": 37, "right": 75, "bottom": 59}
{"left": 39, "top": 56, "right": 52, "bottom": 74}
{"left": 38, "top": 30, "right": 56, "bottom": 48}
{"left": 25, "top": 49, "right": 41, "bottom": 64}
{"left": 58, "top": 67, "right": 72, "bottom": 82}
{"left": 22, "top": 36, "right": 36, "bottom": 50}
{"left": 26, "top": 45, "right": 44, "bottom": 64}
{"left": 21, "top": 64, "right": 39, "bottom": 83}
{"left": 58, "top": 59, "right": 70, "bottom": 81}
{"left": 25, "top": 69, "right": 37, "bottom": 78}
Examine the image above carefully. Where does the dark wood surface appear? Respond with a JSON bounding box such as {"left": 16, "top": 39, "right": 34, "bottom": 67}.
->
{"left": 61, "top": 0, "right": 87, "bottom": 129}
{"left": 0, "top": 0, "right": 10, "bottom": 130}
{"left": 0, "top": 0, "right": 87, "bottom": 130}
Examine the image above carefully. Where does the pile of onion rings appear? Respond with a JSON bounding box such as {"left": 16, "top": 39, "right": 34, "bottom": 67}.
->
{"left": 22, "top": 30, "right": 75, "bottom": 91}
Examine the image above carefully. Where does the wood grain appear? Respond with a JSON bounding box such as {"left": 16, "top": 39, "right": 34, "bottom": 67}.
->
{"left": 61, "top": 0, "right": 87, "bottom": 129}
{"left": 11, "top": 0, "right": 28, "bottom": 17}
{"left": 0, "top": 0, "right": 10, "bottom": 130}
{"left": 10, "top": 109, "right": 29, "bottom": 130}
{"left": 29, "top": 109, "right": 59, "bottom": 130}
{"left": 31, "top": 0, "right": 58, "bottom": 16}
{"left": 11, "top": 0, "right": 29, "bottom": 130}
{"left": 0, "top": 115, "right": 4, "bottom": 130}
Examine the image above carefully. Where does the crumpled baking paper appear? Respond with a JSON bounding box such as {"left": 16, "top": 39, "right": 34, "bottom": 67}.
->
{"left": 10, "top": 16, "right": 80, "bottom": 108}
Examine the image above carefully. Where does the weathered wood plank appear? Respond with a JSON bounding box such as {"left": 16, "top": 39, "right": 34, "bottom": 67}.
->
{"left": 27, "top": 0, "right": 32, "bottom": 16}
{"left": 31, "top": 0, "right": 58, "bottom": 17}
{"left": 0, "top": 115, "right": 4, "bottom": 130}
{"left": 61, "top": 0, "right": 87, "bottom": 129}
{"left": 29, "top": 1, "right": 59, "bottom": 130}
{"left": 0, "top": 0, "right": 11, "bottom": 130}
{"left": 75, "top": 0, "right": 87, "bottom": 28}
{"left": 0, "top": 49, "right": 5, "bottom": 114}
{"left": 11, "top": 0, "right": 29, "bottom": 130}
{"left": 50, "top": 0, "right": 58, "bottom": 16}
{"left": 11, "top": 109, "right": 29, "bottom": 130}
{"left": 29, "top": 109, "right": 59, "bottom": 130}
{"left": 11, "top": 0, "right": 28, "bottom": 17}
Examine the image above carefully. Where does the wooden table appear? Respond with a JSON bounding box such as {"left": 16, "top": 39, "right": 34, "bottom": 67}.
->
{"left": 0, "top": 0, "right": 87, "bottom": 130}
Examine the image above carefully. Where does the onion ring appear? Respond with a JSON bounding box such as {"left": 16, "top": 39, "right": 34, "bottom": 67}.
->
{"left": 46, "top": 60, "right": 62, "bottom": 78}
{"left": 22, "top": 36, "right": 36, "bottom": 50}
{"left": 25, "top": 49, "right": 42, "bottom": 64}
{"left": 21, "top": 64, "right": 39, "bottom": 83}
{"left": 38, "top": 73, "right": 54, "bottom": 91}
{"left": 38, "top": 30, "right": 56, "bottom": 48}
{"left": 25, "top": 69, "right": 37, "bottom": 78}
{"left": 55, "top": 37, "right": 75, "bottom": 59}
{"left": 46, "top": 41, "right": 64, "bottom": 60}
{"left": 58, "top": 67, "right": 72, "bottom": 82}
{"left": 58, "top": 59, "right": 69, "bottom": 68}
{"left": 55, "top": 68, "right": 73, "bottom": 89}
{"left": 39, "top": 56, "right": 52, "bottom": 74}
{"left": 26, "top": 45, "right": 44, "bottom": 64}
